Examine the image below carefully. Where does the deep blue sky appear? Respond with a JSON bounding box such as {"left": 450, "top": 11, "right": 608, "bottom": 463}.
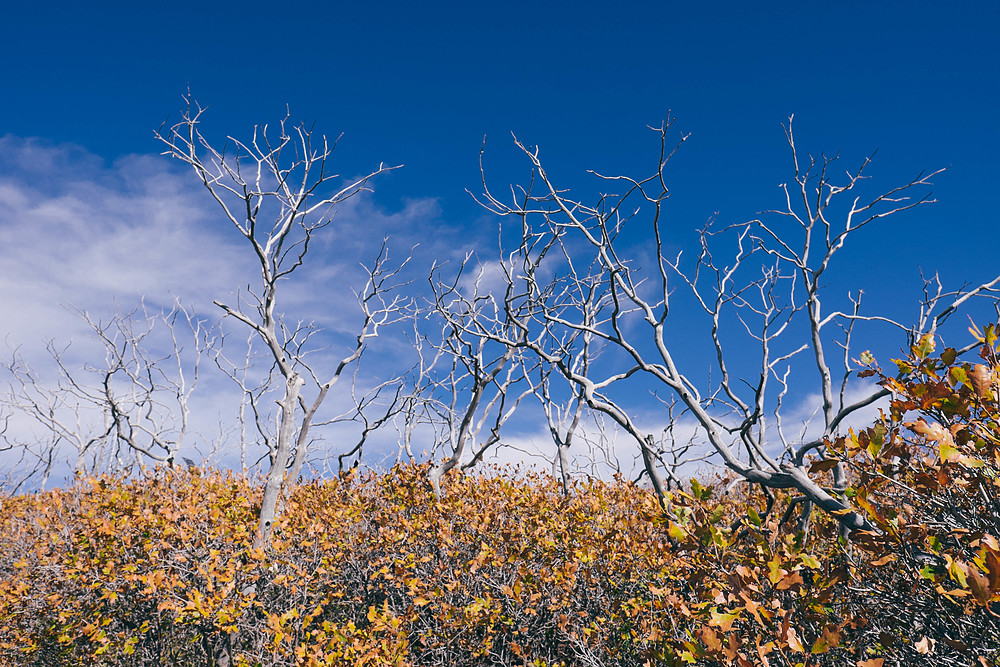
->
{"left": 4, "top": 1, "right": 998, "bottom": 350}
{"left": 2, "top": 1, "right": 999, "bottom": 472}
{"left": 5, "top": 2, "right": 997, "bottom": 225}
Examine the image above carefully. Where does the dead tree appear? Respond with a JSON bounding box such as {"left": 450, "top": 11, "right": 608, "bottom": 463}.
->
{"left": 156, "top": 95, "right": 407, "bottom": 546}
{"left": 420, "top": 253, "right": 542, "bottom": 498}
{"left": 1, "top": 301, "right": 210, "bottom": 491}
{"left": 471, "top": 117, "right": 1000, "bottom": 533}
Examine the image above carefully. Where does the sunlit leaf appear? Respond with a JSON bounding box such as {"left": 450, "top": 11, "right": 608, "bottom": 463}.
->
{"left": 914, "top": 333, "right": 936, "bottom": 359}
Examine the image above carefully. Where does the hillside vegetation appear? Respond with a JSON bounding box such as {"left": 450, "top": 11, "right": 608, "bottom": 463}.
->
{"left": 2, "top": 332, "right": 1000, "bottom": 666}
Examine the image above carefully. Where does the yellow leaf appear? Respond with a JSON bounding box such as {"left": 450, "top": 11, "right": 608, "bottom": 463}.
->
{"left": 667, "top": 521, "right": 687, "bottom": 541}
{"left": 946, "top": 556, "right": 969, "bottom": 588}
{"left": 914, "top": 333, "right": 936, "bottom": 359}
{"left": 709, "top": 610, "right": 739, "bottom": 631}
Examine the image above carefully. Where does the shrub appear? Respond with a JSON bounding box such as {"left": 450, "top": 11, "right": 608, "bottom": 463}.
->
{"left": 3, "top": 327, "right": 1000, "bottom": 666}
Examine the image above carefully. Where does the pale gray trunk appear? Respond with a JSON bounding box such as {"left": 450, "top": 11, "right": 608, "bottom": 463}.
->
{"left": 555, "top": 441, "right": 571, "bottom": 496}
{"left": 255, "top": 373, "right": 304, "bottom": 548}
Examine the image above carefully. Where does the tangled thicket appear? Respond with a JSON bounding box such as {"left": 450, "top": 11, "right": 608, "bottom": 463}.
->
{"left": 2, "top": 330, "right": 999, "bottom": 667}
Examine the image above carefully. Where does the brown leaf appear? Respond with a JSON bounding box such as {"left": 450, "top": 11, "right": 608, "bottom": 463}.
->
{"left": 810, "top": 458, "right": 840, "bottom": 473}
{"left": 970, "top": 364, "right": 995, "bottom": 399}
{"left": 942, "top": 638, "right": 969, "bottom": 651}
{"left": 723, "top": 634, "right": 740, "bottom": 660}
{"left": 967, "top": 567, "right": 992, "bottom": 604}
{"left": 776, "top": 571, "right": 804, "bottom": 590}
{"left": 698, "top": 626, "right": 722, "bottom": 651}
{"left": 986, "top": 549, "right": 1000, "bottom": 591}
{"left": 820, "top": 623, "right": 843, "bottom": 649}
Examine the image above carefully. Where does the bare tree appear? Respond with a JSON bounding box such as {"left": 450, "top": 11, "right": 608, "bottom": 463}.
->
{"left": 470, "top": 117, "right": 1000, "bottom": 533}
{"left": 1, "top": 301, "right": 210, "bottom": 492}
{"left": 524, "top": 353, "right": 587, "bottom": 496}
{"left": 156, "top": 96, "right": 407, "bottom": 546}
{"left": 419, "top": 254, "right": 542, "bottom": 498}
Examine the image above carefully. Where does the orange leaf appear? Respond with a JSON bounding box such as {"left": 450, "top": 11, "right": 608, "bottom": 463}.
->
{"left": 776, "top": 571, "right": 804, "bottom": 591}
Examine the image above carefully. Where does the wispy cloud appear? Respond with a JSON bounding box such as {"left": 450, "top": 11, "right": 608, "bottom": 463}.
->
{"left": 7, "top": 135, "right": 888, "bottom": 489}
{"left": 0, "top": 136, "right": 247, "bottom": 350}
{"left": 0, "top": 136, "right": 462, "bottom": 361}
{"left": 0, "top": 136, "right": 457, "bottom": 484}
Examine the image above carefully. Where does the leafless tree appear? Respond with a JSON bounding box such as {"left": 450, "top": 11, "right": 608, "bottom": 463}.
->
{"left": 469, "top": 117, "right": 1000, "bottom": 533}
{"left": 524, "top": 354, "right": 587, "bottom": 496}
{"left": 1, "top": 301, "right": 210, "bottom": 492}
{"left": 156, "top": 96, "right": 408, "bottom": 546}
{"left": 419, "top": 254, "right": 542, "bottom": 498}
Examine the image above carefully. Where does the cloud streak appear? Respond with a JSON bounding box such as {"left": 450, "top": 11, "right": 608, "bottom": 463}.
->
{"left": 0, "top": 136, "right": 248, "bottom": 349}
{"left": 0, "top": 136, "right": 456, "bottom": 485}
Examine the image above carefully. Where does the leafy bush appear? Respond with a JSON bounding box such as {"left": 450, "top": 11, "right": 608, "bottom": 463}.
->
{"left": 2, "top": 327, "right": 1000, "bottom": 666}
{"left": 0, "top": 465, "right": 855, "bottom": 666}
{"left": 826, "top": 326, "right": 1000, "bottom": 665}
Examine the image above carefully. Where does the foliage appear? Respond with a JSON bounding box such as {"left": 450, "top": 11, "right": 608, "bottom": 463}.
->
{"left": 4, "top": 324, "right": 1000, "bottom": 666}
{"left": 824, "top": 326, "right": 1000, "bottom": 664}
{"left": 0, "top": 465, "right": 837, "bottom": 666}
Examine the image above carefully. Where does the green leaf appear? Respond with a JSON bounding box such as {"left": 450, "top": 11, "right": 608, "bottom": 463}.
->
{"left": 859, "top": 350, "right": 876, "bottom": 365}
{"left": 708, "top": 506, "right": 725, "bottom": 525}
{"left": 667, "top": 521, "right": 688, "bottom": 541}
{"left": 939, "top": 441, "right": 960, "bottom": 463}
{"left": 893, "top": 358, "right": 914, "bottom": 374}
{"left": 867, "top": 430, "right": 884, "bottom": 458}
{"left": 800, "top": 554, "right": 821, "bottom": 569}
{"left": 949, "top": 366, "right": 970, "bottom": 388}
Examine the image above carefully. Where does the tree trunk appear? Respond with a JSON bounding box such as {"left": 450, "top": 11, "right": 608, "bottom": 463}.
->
{"left": 255, "top": 373, "right": 304, "bottom": 548}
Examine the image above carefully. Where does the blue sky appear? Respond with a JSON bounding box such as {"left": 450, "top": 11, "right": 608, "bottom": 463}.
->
{"left": 4, "top": 2, "right": 997, "bottom": 283}
{"left": 2, "top": 1, "right": 999, "bottom": 478}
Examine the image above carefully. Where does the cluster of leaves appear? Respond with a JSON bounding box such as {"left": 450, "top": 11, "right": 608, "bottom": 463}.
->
{"left": 2, "top": 328, "right": 1000, "bottom": 666}
{"left": 0, "top": 469, "right": 921, "bottom": 666}
{"left": 824, "top": 326, "right": 1000, "bottom": 665}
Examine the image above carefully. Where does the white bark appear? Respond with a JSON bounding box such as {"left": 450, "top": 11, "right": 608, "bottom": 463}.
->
{"left": 156, "top": 95, "right": 406, "bottom": 547}
{"left": 469, "top": 118, "right": 1000, "bottom": 533}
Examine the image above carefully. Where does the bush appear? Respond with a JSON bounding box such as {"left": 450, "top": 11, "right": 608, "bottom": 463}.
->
{"left": 3, "top": 327, "right": 1000, "bottom": 666}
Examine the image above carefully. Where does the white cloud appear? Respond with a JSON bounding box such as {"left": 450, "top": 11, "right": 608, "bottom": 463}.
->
{"left": 484, "top": 376, "right": 893, "bottom": 489}
{"left": 0, "top": 136, "right": 455, "bottom": 487}
{"left": 0, "top": 136, "right": 247, "bottom": 350}
{"left": 10, "top": 135, "right": 894, "bottom": 491}
{"left": 773, "top": 378, "right": 890, "bottom": 447}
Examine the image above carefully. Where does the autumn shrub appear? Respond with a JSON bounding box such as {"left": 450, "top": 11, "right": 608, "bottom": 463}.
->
{"left": 4, "top": 326, "right": 1000, "bottom": 667}
{"left": 823, "top": 327, "right": 1000, "bottom": 665}
{"left": 0, "top": 461, "right": 869, "bottom": 666}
